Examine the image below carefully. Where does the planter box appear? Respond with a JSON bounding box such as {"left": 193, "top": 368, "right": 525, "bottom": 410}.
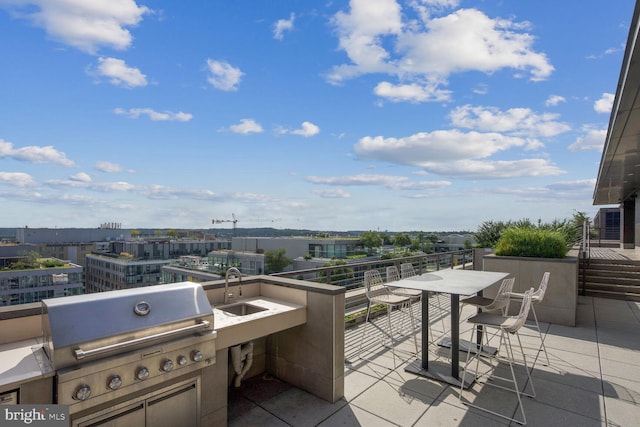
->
{"left": 482, "top": 254, "right": 578, "bottom": 326}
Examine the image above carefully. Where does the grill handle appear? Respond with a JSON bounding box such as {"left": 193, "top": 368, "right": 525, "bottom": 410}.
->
{"left": 73, "top": 320, "right": 211, "bottom": 360}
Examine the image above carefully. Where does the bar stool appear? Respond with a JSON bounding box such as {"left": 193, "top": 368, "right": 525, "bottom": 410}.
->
{"left": 507, "top": 272, "right": 551, "bottom": 365}
{"left": 358, "top": 269, "right": 418, "bottom": 367}
{"left": 459, "top": 288, "right": 536, "bottom": 425}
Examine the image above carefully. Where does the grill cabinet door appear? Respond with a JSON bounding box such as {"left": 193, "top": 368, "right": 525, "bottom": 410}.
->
{"left": 146, "top": 382, "right": 198, "bottom": 427}
{"left": 77, "top": 402, "right": 145, "bottom": 427}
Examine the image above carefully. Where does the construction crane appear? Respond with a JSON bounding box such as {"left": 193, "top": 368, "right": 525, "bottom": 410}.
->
{"left": 212, "top": 213, "right": 238, "bottom": 236}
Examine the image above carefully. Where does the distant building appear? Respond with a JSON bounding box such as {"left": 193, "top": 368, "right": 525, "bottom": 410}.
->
{"left": 85, "top": 254, "right": 171, "bottom": 293}
{"left": 84, "top": 239, "right": 231, "bottom": 292}
{"left": 0, "top": 257, "right": 83, "bottom": 306}
{"left": 433, "top": 234, "right": 475, "bottom": 252}
{"left": 15, "top": 227, "right": 133, "bottom": 269}
{"left": 232, "top": 237, "right": 362, "bottom": 260}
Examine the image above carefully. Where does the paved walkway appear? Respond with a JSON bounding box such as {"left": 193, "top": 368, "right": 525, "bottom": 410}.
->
{"left": 229, "top": 296, "right": 640, "bottom": 426}
{"left": 588, "top": 246, "right": 640, "bottom": 261}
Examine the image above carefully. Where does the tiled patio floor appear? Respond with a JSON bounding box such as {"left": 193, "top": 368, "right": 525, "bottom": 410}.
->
{"left": 228, "top": 296, "right": 640, "bottom": 426}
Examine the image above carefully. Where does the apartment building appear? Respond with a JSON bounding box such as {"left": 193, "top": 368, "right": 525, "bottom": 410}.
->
{"left": 85, "top": 254, "right": 171, "bottom": 293}
{"left": 0, "top": 257, "right": 83, "bottom": 306}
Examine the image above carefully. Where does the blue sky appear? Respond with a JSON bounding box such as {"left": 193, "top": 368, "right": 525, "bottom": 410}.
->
{"left": 0, "top": 0, "right": 634, "bottom": 232}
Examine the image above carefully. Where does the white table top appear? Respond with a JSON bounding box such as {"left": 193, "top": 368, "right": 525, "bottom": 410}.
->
{"left": 387, "top": 269, "right": 509, "bottom": 296}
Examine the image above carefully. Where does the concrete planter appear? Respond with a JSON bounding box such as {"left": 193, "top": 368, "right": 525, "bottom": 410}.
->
{"left": 482, "top": 253, "right": 578, "bottom": 326}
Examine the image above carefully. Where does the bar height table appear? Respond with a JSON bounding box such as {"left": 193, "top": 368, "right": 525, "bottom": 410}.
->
{"left": 386, "top": 269, "right": 508, "bottom": 389}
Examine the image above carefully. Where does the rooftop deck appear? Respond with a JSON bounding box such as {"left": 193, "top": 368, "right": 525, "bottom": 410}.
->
{"left": 229, "top": 295, "right": 640, "bottom": 426}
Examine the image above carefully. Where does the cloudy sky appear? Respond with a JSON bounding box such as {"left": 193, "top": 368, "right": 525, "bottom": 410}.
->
{"left": 0, "top": 0, "right": 633, "bottom": 232}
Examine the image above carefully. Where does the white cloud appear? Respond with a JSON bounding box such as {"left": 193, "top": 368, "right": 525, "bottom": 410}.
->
{"left": 0, "top": 138, "right": 75, "bottom": 167}
{"left": 0, "top": 172, "right": 36, "bottom": 187}
{"left": 229, "top": 119, "right": 263, "bottom": 134}
{"left": 70, "top": 172, "right": 92, "bottom": 183}
{"left": 423, "top": 158, "right": 565, "bottom": 178}
{"left": 568, "top": 127, "right": 606, "bottom": 152}
{"left": 492, "top": 179, "right": 595, "bottom": 200}
{"left": 293, "top": 122, "right": 320, "bottom": 137}
{"left": 306, "top": 174, "right": 451, "bottom": 190}
{"left": 328, "top": 2, "right": 553, "bottom": 99}
{"left": 95, "top": 161, "right": 124, "bottom": 173}
{"left": 374, "top": 81, "right": 451, "bottom": 103}
{"left": 355, "top": 129, "right": 525, "bottom": 164}
{"left": 114, "top": 107, "right": 192, "bottom": 121}
{"left": 449, "top": 105, "right": 571, "bottom": 137}
{"left": 353, "top": 129, "right": 565, "bottom": 178}
{"left": 594, "top": 93, "right": 614, "bottom": 113}
{"left": 312, "top": 189, "right": 351, "bottom": 198}
{"left": 206, "top": 59, "right": 243, "bottom": 91}
{"left": 0, "top": 0, "right": 150, "bottom": 53}
{"left": 545, "top": 95, "right": 566, "bottom": 106}
{"left": 93, "top": 57, "right": 147, "bottom": 88}
{"left": 273, "top": 13, "right": 295, "bottom": 40}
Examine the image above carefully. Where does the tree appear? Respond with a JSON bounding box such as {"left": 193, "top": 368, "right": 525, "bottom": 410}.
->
{"left": 131, "top": 229, "right": 140, "bottom": 237}
{"left": 167, "top": 229, "right": 179, "bottom": 239}
{"left": 392, "top": 233, "right": 411, "bottom": 248}
{"left": 359, "top": 231, "right": 382, "bottom": 255}
{"left": 264, "top": 248, "right": 292, "bottom": 274}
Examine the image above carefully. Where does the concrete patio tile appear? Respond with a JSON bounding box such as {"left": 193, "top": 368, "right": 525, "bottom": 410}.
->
{"left": 531, "top": 361, "right": 602, "bottom": 395}
{"left": 516, "top": 396, "right": 602, "bottom": 427}
{"left": 349, "top": 377, "right": 431, "bottom": 426}
{"left": 228, "top": 404, "right": 290, "bottom": 427}
{"left": 544, "top": 327, "right": 598, "bottom": 355}
{"left": 600, "top": 358, "right": 640, "bottom": 383}
{"left": 539, "top": 347, "right": 602, "bottom": 372}
{"left": 527, "top": 375, "right": 605, "bottom": 421}
{"left": 417, "top": 393, "right": 510, "bottom": 426}
{"left": 259, "top": 387, "right": 347, "bottom": 427}
{"left": 343, "top": 369, "right": 381, "bottom": 401}
{"left": 598, "top": 344, "right": 640, "bottom": 367}
{"left": 602, "top": 374, "right": 640, "bottom": 405}
{"left": 603, "top": 395, "right": 640, "bottom": 427}
{"left": 317, "top": 404, "right": 400, "bottom": 426}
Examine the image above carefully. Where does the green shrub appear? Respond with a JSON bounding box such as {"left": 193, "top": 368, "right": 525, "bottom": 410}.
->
{"left": 494, "top": 228, "right": 567, "bottom": 258}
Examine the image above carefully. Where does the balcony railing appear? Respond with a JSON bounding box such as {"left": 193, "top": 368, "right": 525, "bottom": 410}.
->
{"left": 272, "top": 249, "right": 473, "bottom": 290}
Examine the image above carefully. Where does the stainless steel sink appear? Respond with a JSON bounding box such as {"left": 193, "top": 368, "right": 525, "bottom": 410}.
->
{"left": 217, "top": 302, "right": 268, "bottom": 316}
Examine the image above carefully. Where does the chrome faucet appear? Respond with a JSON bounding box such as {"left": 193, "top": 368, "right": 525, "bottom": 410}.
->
{"left": 224, "top": 267, "right": 242, "bottom": 304}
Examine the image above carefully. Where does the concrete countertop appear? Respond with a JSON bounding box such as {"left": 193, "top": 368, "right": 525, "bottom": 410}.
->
{"left": 0, "top": 338, "right": 53, "bottom": 391}
{"left": 212, "top": 297, "right": 307, "bottom": 349}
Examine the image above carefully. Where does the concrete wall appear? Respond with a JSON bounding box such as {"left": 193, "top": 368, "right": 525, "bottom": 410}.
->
{"left": 483, "top": 254, "right": 578, "bottom": 326}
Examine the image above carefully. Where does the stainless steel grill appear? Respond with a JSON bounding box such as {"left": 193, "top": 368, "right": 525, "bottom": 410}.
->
{"left": 41, "top": 282, "right": 216, "bottom": 423}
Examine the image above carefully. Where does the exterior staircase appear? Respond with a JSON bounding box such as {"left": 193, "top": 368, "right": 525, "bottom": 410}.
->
{"left": 581, "top": 257, "right": 640, "bottom": 301}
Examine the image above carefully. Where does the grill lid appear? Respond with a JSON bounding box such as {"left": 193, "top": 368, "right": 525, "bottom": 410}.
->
{"left": 42, "top": 282, "right": 214, "bottom": 369}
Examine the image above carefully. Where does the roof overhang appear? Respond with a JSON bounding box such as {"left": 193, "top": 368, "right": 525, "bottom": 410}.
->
{"left": 594, "top": 0, "right": 640, "bottom": 205}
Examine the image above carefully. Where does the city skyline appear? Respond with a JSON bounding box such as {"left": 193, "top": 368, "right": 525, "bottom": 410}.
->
{"left": 0, "top": 0, "right": 633, "bottom": 231}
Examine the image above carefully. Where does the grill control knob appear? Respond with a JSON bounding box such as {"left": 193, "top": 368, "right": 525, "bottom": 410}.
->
{"left": 107, "top": 375, "right": 122, "bottom": 390}
{"left": 191, "top": 350, "right": 203, "bottom": 362}
{"left": 136, "top": 367, "right": 150, "bottom": 381}
{"left": 177, "top": 355, "right": 188, "bottom": 366}
{"left": 74, "top": 385, "right": 91, "bottom": 401}
{"left": 161, "top": 359, "right": 174, "bottom": 372}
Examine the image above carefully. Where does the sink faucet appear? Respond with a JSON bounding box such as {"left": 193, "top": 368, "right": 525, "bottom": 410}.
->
{"left": 224, "top": 267, "right": 242, "bottom": 304}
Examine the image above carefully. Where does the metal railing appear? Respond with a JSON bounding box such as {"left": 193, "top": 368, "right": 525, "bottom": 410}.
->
{"left": 272, "top": 249, "right": 473, "bottom": 291}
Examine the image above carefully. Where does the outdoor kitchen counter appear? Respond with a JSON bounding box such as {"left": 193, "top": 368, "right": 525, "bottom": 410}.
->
{"left": 0, "top": 338, "right": 53, "bottom": 391}
{"left": 212, "top": 297, "right": 307, "bottom": 349}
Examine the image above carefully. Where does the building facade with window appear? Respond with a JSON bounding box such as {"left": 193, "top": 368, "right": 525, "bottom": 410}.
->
{"left": 0, "top": 259, "right": 83, "bottom": 306}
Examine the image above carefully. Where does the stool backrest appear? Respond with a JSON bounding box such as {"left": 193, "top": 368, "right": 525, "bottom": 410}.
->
{"left": 386, "top": 266, "right": 400, "bottom": 282}
{"left": 364, "top": 270, "right": 385, "bottom": 300}
{"left": 506, "top": 288, "right": 534, "bottom": 333}
{"left": 533, "top": 272, "right": 550, "bottom": 301}
{"left": 400, "top": 263, "right": 416, "bottom": 278}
